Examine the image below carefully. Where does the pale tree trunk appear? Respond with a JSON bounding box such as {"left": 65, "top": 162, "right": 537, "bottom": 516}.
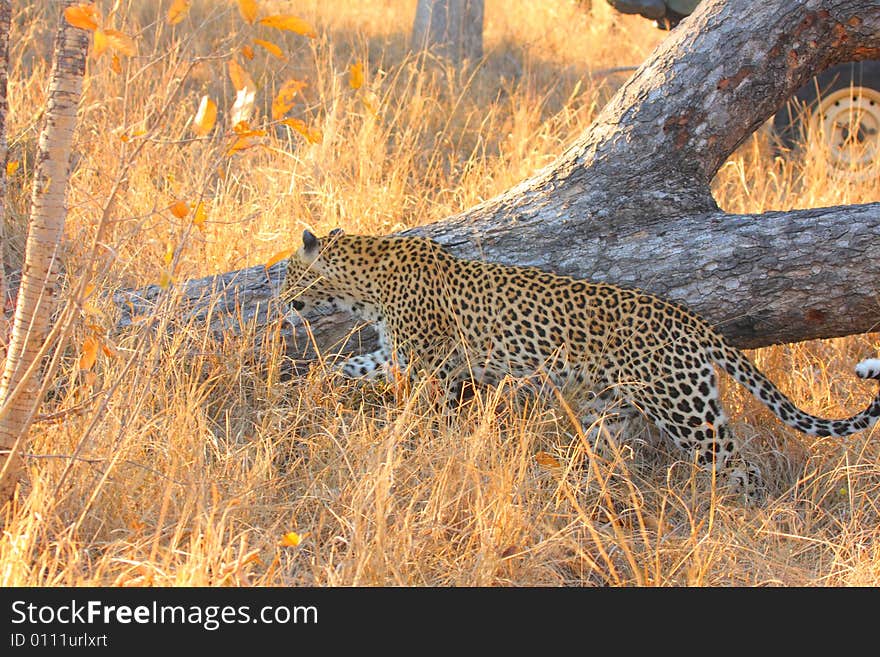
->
{"left": 0, "top": 0, "right": 11, "bottom": 357}
{"left": 0, "top": 2, "right": 88, "bottom": 503}
{"left": 411, "top": 0, "right": 484, "bottom": 66}
{"left": 109, "top": 0, "right": 880, "bottom": 366}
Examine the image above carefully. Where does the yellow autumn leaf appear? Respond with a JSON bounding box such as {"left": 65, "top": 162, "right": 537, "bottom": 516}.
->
{"left": 254, "top": 38, "right": 284, "bottom": 59}
{"left": 226, "top": 135, "right": 257, "bottom": 155}
{"left": 349, "top": 61, "right": 364, "bottom": 90}
{"left": 166, "top": 0, "right": 191, "bottom": 25}
{"left": 86, "top": 322, "right": 106, "bottom": 337}
{"left": 271, "top": 78, "right": 307, "bottom": 119}
{"left": 258, "top": 14, "right": 316, "bottom": 38}
{"left": 535, "top": 451, "right": 561, "bottom": 468}
{"left": 281, "top": 117, "right": 307, "bottom": 134}
{"left": 119, "top": 128, "right": 146, "bottom": 143}
{"left": 110, "top": 53, "right": 122, "bottom": 74}
{"left": 101, "top": 342, "right": 118, "bottom": 359}
{"left": 163, "top": 241, "right": 175, "bottom": 265}
{"left": 266, "top": 248, "right": 295, "bottom": 268}
{"left": 228, "top": 58, "right": 255, "bottom": 92}
{"left": 169, "top": 200, "right": 189, "bottom": 219}
{"left": 79, "top": 336, "right": 99, "bottom": 370}
{"left": 280, "top": 531, "right": 304, "bottom": 547}
{"left": 231, "top": 120, "right": 267, "bottom": 138}
{"left": 193, "top": 201, "right": 208, "bottom": 230}
{"left": 281, "top": 118, "right": 322, "bottom": 144}
{"left": 241, "top": 44, "right": 254, "bottom": 60}
{"left": 6, "top": 160, "right": 19, "bottom": 176}
{"left": 237, "top": 0, "right": 259, "bottom": 24}
{"left": 104, "top": 29, "right": 136, "bottom": 57}
{"left": 192, "top": 95, "right": 217, "bottom": 136}
{"left": 158, "top": 270, "right": 173, "bottom": 290}
{"left": 235, "top": 127, "right": 267, "bottom": 138}
{"left": 64, "top": 3, "right": 100, "bottom": 31}
{"left": 272, "top": 98, "right": 290, "bottom": 120}
{"left": 92, "top": 28, "right": 109, "bottom": 59}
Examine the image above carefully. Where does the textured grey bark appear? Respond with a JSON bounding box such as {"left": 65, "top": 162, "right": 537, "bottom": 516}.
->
{"left": 109, "top": 0, "right": 879, "bottom": 364}
{"left": 0, "top": 1, "right": 89, "bottom": 502}
{"left": 410, "top": 0, "right": 484, "bottom": 65}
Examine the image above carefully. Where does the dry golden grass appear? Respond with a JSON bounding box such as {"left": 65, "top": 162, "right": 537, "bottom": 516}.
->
{"left": 1, "top": 0, "right": 879, "bottom": 586}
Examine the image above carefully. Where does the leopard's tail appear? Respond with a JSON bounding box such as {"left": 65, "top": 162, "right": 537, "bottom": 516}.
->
{"left": 711, "top": 341, "right": 880, "bottom": 438}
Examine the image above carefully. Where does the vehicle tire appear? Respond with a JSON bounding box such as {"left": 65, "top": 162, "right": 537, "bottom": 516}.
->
{"left": 772, "top": 61, "right": 880, "bottom": 176}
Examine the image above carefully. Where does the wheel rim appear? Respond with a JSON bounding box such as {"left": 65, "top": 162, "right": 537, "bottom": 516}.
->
{"left": 810, "top": 86, "right": 880, "bottom": 176}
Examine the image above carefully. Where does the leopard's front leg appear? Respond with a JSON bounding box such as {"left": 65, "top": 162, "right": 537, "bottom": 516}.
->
{"left": 334, "top": 323, "right": 403, "bottom": 380}
{"left": 337, "top": 348, "right": 394, "bottom": 380}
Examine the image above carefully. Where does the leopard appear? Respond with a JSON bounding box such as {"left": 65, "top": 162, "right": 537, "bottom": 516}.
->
{"left": 281, "top": 228, "right": 880, "bottom": 501}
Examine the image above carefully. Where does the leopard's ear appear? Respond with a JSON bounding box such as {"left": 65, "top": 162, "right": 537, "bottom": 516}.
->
{"left": 302, "top": 229, "right": 319, "bottom": 254}
{"left": 329, "top": 227, "right": 344, "bottom": 238}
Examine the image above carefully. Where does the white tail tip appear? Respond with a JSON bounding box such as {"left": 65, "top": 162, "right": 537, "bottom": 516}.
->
{"left": 855, "top": 358, "right": 880, "bottom": 380}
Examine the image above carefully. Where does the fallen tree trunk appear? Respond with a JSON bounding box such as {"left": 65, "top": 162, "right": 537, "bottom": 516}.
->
{"left": 111, "top": 201, "right": 880, "bottom": 357}
{"left": 110, "top": 0, "right": 880, "bottom": 359}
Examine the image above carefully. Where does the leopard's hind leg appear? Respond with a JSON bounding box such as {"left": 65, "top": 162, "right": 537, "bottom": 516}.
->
{"left": 631, "top": 363, "right": 765, "bottom": 502}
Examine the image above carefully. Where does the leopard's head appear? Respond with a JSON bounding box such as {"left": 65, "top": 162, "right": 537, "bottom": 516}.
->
{"left": 281, "top": 228, "right": 381, "bottom": 317}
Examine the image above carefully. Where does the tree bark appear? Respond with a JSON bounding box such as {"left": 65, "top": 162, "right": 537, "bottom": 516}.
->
{"left": 0, "top": 1, "right": 89, "bottom": 503}
{"left": 0, "top": 0, "right": 11, "bottom": 358}
{"left": 411, "top": 0, "right": 484, "bottom": 66}
{"left": 107, "top": 0, "right": 880, "bottom": 366}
